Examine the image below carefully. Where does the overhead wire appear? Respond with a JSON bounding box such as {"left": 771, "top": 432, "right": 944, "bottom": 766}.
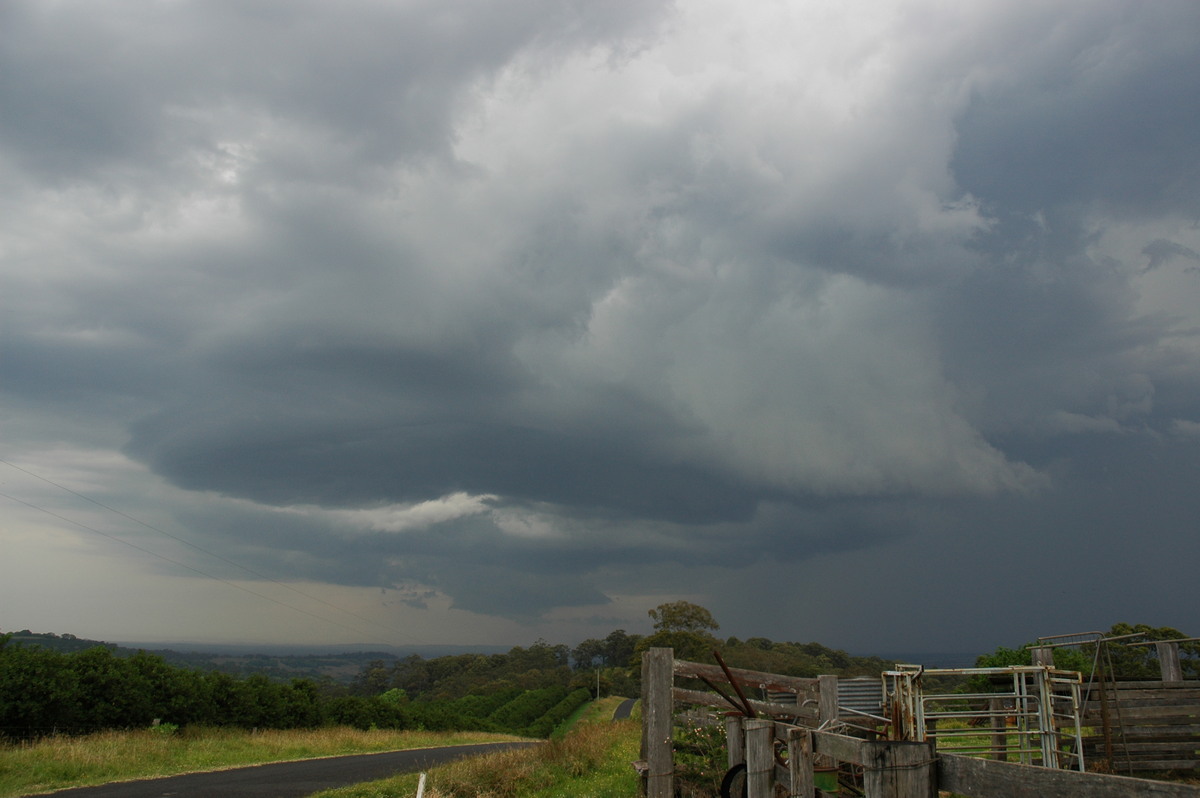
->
{"left": 0, "top": 458, "right": 429, "bottom": 647}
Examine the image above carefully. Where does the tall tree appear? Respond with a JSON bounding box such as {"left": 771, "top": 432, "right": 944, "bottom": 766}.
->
{"left": 648, "top": 601, "right": 720, "bottom": 634}
{"left": 638, "top": 602, "right": 722, "bottom": 662}
{"left": 601, "top": 629, "right": 640, "bottom": 667}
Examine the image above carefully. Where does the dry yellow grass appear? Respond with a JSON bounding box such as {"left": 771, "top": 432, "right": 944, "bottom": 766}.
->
{"left": 0, "top": 726, "right": 521, "bottom": 798}
{"left": 314, "top": 697, "right": 640, "bottom": 798}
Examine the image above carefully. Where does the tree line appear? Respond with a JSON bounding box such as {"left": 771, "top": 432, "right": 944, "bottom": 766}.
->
{"left": 15, "top": 604, "right": 1180, "bottom": 743}
{"left": 974, "top": 622, "right": 1200, "bottom": 680}
{"left": 0, "top": 636, "right": 597, "bottom": 741}
{"left": 351, "top": 601, "right": 893, "bottom": 705}
{"left": 0, "top": 602, "right": 894, "bottom": 741}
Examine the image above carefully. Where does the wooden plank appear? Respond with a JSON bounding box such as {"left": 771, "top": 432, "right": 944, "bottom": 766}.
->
{"left": 1083, "top": 705, "right": 1200, "bottom": 720}
{"left": 671, "top": 687, "right": 819, "bottom": 721}
{"left": 861, "top": 740, "right": 936, "bottom": 798}
{"left": 1083, "top": 697, "right": 1200, "bottom": 707}
{"left": 674, "top": 659, "right": 820, "bottom": 694}
{"left": 1080, "top": 740, "right": 1200, "bottom": 753}
{"left": 818, "top": 674, "right": 839, "bottom": 728}
{"left": 1085, "top": 723, "right": 1200, "bottom": 738}
{"left": 1158, "top": 643, "right": 1185, "bottom": 682}
{"left": 1082, "top": 693, "right": 1200, "bottom": 706}
{"left": 642, "top": 648, "right": 674, "bottom": 798}
{"left": 1081, "top": 725, "right": 1200, "bottom": 740}
{"left": 1083, "top": 692, "right": 1200, "bottom": 704}
{"left": 788, "top": 727, "right": 814, "bottom": 798}
{"left": 1082, "top": 700, "right": 1200, "bottom": 710}
{"left": 1085, "top": 681, "right": 1200, "bottom": 691}
{"left": 1087, "top": 738, "right": 1200, "bottom": 754}
{"left": 989, "top": 697, "right": 1007, "bottom": 761}
{"left": 745, "top": 719, "right": 774, "bottom": 798}
{"left": 1108, "top": 760, "right": 1200, "bottom": 771}
{"left": 726, "top": 715, "right": 745, "bottom": 767}
{"left": 939, "top": 753, "right": 1200, "bottom": 797}
{"left": 811, "top": 729, "right": 865, "bottom": 764}
{"left": 1084, "top": 693, "right": 1200, "bottom": 704}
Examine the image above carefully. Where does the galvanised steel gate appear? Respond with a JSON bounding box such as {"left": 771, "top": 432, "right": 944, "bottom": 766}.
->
{"left": 884, "top": 664, "right": 1086, "bottom": 770}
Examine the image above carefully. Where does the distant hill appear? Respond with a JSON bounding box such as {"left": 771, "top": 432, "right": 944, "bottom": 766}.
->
{"left": 1, "top": 630, "right": 504, "bottom": 684}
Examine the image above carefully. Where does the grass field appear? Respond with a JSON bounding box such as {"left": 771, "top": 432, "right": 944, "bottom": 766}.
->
{"left": 311, "top": 697, "right": 641, "bottom": 798}
{"left": 0, "top": 726, "right": 523, "bottom": 798}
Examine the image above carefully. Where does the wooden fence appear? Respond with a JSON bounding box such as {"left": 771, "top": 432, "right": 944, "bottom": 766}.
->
{"left": 640, "top": 647, "right": 1200, "bottom": 798}
{"left": 1081, "top": 680, "right": 1200, "bottom": 773}
{"left": 1032, "top": 640, "right": 1200, "bottom": 773}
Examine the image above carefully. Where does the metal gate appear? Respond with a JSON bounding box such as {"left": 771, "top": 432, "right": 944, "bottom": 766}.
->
{"left": 884, "top": 664, "right": 1086, "bottom": 770}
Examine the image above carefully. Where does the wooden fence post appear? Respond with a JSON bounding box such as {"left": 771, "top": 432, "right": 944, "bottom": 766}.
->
{"left": 726, "top": 714, "right": 745, "bottom": 767}
{"left": 642, "top": 647, "right": 674, "bottom": 798}
{"left": 1156, "top": 642, "right": 1183, "bottom": 682}
{"left": 989, "top": 697, "right": 1007, "bottom": 761}
{"left": 1032, "top": 646, "right": 1055, "bottom": 667}
{"left": 788, "top": 726, "right": 815, "bottom": 798}
{"left": 861, "top": 740, "right": 936, "bottom": 798}
{"left": 818, "top": 674, "right": 839, "bottom": 727}
{"left": 745, "top": 719, "right": 774, "bottom": 798}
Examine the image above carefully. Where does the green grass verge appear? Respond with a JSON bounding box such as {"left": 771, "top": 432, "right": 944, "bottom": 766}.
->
{"left": 311, "top": 697, "right": 641, "bottom": 798}
{"left": 0, "top": 727, "right": 522, "bottom": 798}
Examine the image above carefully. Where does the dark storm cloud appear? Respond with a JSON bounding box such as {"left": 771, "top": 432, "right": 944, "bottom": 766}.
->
{"left": 3, "top": 0, "right": 1199, "bottom": 643}
{"left": 168, "top": 487, "right": 897, "bottom": 619}
{"left": 130, "top": 412, "right": 761, "bottom": 523}
{"left": 934, "top": 212, "right": 1165, "bottom": 434}
{"left": 950, "top": 2, "right": 1200, "bottom": 218}
{"left": 936, "top": 1, "right": 1200, "bottom": 444}
{"left": 0, "top": 0, "right": 672, "bottom": 179}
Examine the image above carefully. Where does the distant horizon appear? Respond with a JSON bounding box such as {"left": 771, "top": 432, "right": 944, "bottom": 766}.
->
{"left": 9, "top": 626, "right": 983, "bottom": 668}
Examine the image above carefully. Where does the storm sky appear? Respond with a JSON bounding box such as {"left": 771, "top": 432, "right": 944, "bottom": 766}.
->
{"left": 2, "top": 0, "right": 1198, "bottom": 656}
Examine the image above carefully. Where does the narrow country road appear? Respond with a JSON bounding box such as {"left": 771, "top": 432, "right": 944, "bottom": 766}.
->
{"left": 612, "top": 698, "right": 636, "bottom": 720}
{"left": 23, "top": 742, "right": 540, "bottom": 798}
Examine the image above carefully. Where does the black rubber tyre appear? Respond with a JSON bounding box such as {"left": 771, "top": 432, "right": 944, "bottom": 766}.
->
{"left": 719, "top": 762, "right": 747, "bottom": 798}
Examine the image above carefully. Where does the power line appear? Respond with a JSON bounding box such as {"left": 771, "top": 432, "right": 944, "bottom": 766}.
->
{"left": 0, "top": 458, "right": 429, "bottom": 647}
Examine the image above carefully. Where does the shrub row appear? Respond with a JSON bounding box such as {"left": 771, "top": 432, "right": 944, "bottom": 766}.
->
{"left": 523, "top": 687, "right": 591, "bottom": 737}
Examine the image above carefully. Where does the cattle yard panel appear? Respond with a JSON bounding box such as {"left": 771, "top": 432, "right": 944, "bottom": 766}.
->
{"left": 884, "top": 664, "right": 1085, "bottom": 770}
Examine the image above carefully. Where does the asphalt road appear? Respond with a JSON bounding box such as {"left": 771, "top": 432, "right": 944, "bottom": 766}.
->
{"left": 24, "top": 742, "right": 540, "bottom": 798}
{"left": 612, "top": 698, "right": 636, "bottom": 720}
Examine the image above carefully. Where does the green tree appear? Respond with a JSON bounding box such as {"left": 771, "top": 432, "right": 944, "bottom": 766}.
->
{"left": 637, "top": 602, "right": 722, "bottom": 663}
{"left": 1098, "top": 623, "right": 1200, "bottom": 680}
{"left": 571, "top": 638, "right": 604, "bottom": 669}
{"left": 0, "top": 644, "right": 83, "bottom": 737}
{"left": 601, "top": 629, "right": 641, "bottom": 667}
{"left": 353, "top": 659, "right": 392, "bottom": 695}
{"left": 974, "top": 623, "right": 1199, "bottom": 682}
{"left": 649, "top": 601, "right": 720, "bottom": 634}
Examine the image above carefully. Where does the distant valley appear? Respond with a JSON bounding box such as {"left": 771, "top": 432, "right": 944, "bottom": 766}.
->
{"left": 3, "top": 630, "right": 506, "bottom": 684}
